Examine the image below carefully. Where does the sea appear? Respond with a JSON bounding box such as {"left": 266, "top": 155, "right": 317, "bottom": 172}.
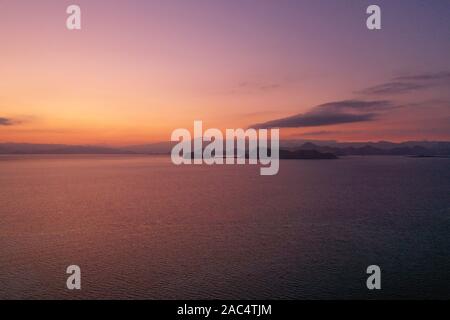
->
{"left": 0, "top": 155, "right": 449, "bottom": 299}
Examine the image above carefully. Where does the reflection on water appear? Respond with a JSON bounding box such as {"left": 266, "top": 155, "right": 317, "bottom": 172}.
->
{"left": 0, "top": 155, "right": 449, "bottom": 299}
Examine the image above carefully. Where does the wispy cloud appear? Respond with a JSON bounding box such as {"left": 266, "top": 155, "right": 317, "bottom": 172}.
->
{"left": 359, "top": 71, "right": 450, "bottom": 95}
{"left": 0, "top": 117, "right": 16, "bottom": 126}
{"left": 300, "top": 130, "right": 339, "bottom": 136}
{"left": 0, "top": 115, "right": 34, "bottom": 126}
{"left": 395, "top": 72, "right": 450, "bottom": 82}
{"left": 252, "top": 100, "right": 394, "bottom": 129}
{"left": 230, "top": 81, "right": 282, "bottom": 94}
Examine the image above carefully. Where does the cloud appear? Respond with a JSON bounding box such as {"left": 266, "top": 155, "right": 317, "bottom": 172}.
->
{"left": 300, "top": 130, "right": 339, "bottom": 136}
{"left": 226, "top": 81, "right": 283, "bottom": 95}
{"left": 360, "top": 71, "right": 450, "bottom": 95}
{"left": 252, "top": 100, "right": 393, "bottom": 129}
{"left": 394, "top": 71, "right": 450, "bottom": 82}
{"left": 254, "top": 113, "right": 376, "bottom": 128}
{"left": 359, "top": 82, "right": 427, "bottom": 95}
{"left": 0, "top": 117, "right": 15, "bottom": 126}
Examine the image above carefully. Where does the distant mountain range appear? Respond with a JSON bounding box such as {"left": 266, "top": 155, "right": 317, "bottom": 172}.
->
{"left": 184, "top": 148, "right": 338, "bottom": 160}
{"left": 279, "top": 149, "right": 338, "bottom": 159}
{"left": 0, "top": 141, "right": 449, "bottom": 157}
{"left": 286, "top": 141, "right": 450, "bottom": 156}
{"left": 0, "top": 143, "right": 134, "bottom": 155}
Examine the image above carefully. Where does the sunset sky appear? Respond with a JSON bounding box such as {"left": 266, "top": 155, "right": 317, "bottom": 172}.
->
{"left": 1, "top": 0, "right": 449, "bottom": 145}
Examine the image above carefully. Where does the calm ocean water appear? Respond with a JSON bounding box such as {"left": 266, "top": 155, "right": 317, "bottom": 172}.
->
{"left": 0, "top": 155, "right": 449, "bottom": 299}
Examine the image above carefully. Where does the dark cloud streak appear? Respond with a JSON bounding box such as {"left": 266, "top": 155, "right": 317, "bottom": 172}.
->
{"left": 360, "top": 71, "right": 450, "bottom": 95}
{"left": 0, "top": 117, "right": 15, "bottom": 126}
{"left": 252, "top": 100, "right": 393, "bottom": 129}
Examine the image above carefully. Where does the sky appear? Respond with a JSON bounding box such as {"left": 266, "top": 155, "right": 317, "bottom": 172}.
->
{"left": 1, "top": 0, "right": 449, "bottom": 145}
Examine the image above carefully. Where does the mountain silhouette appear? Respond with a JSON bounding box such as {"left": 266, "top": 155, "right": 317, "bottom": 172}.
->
{"left": 0, "top": 141, "right": 449, "bottom": 156}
